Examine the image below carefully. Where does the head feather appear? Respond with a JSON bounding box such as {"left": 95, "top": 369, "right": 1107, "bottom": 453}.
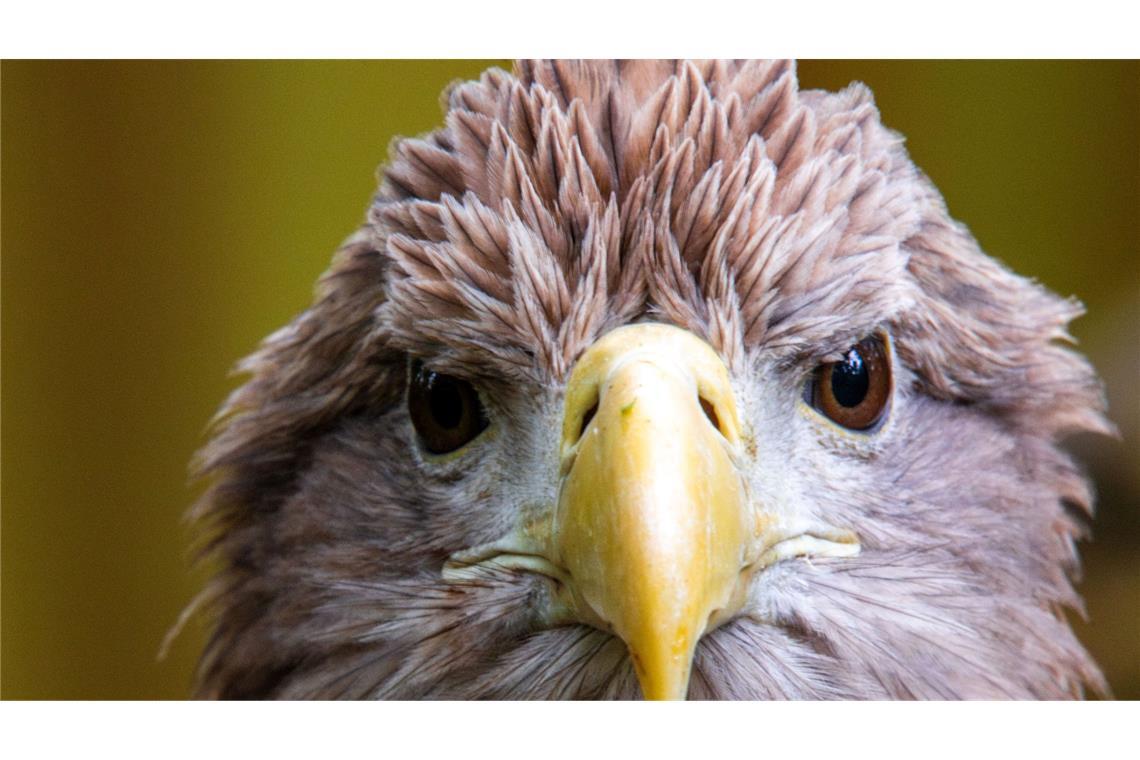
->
{"left": 188, "top": 60, "right": 1110, "bottom": 698}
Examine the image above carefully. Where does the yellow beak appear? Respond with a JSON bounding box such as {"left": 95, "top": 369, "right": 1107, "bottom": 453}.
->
{"left": 551, "top": 324, "right": 750, "bottom": 700}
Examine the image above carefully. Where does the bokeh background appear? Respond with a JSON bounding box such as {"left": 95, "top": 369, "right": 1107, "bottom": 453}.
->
{"left": 3, "top": 60, "right": 1137, "bottom": 699}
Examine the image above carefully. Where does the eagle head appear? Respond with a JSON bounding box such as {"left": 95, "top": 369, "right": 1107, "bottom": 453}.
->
{"left": 190, "top": 60, "right": 1110, "bottom": 699}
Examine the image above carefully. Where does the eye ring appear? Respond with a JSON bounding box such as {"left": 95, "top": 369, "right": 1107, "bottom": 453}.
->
{"left": 408, "top": 361, "right": 489, "bottom": 455}
{"left": 805, "top": 334, "right": 892, "bottom": 432}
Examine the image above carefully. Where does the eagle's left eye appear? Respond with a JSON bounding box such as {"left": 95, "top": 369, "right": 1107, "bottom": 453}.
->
{"left": 806, "top": 335, "right": 891, "bottom": 431}
{"left": 408, "top": 362, "right": 489, "bottom": 454}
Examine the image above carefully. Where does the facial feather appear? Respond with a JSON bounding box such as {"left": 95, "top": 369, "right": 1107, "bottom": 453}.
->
{"left": 189, "top": 60, "right": 1109, "bottom": 699}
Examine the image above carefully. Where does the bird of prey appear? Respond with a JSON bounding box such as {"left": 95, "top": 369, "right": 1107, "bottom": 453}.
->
{"left": 190, "top": 60, "right": 1110, "bottom": 699}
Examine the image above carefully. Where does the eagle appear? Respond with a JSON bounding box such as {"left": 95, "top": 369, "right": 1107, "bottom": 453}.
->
{"left": 189, "top": 60, "right": 1110, "bottom": 699}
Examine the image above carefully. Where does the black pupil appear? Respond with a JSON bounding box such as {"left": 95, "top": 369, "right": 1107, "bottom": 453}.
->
{"left": 831, "top": 348, "right": 869, "bottom": 407}
{"left": 428, "top": 374, "right": 466, "bottom": 429}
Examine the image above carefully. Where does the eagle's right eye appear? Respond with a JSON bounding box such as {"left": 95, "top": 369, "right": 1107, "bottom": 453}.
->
{"left": 408, "top": 362, "right": 489, "bottom": 454}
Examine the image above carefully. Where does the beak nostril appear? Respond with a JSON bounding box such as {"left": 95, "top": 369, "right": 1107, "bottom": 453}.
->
{"left": 699, "top": 396, "right": 721, "bottom": 436}
{"left": 578, "top": 401, "right": 599, "bottom": 442}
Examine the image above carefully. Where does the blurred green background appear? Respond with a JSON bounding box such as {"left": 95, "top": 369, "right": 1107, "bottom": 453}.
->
{"left": 3, "top": 60, "right": 1137, "bottom": 699}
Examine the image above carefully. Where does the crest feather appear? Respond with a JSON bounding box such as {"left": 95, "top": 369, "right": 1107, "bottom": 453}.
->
{"left": 371, "top": 60, "right": 920, "bottom": 378}
{"left": 364, "top": 60, "right": 1108, "bottom": 450}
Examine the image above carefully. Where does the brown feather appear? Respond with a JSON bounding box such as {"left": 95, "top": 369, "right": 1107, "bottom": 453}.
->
{"left": 188, "top": 60, "right": 1110, "bottom": 699}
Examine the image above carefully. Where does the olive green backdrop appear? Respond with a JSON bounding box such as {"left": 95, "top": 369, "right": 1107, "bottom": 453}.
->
{"left": 3, "top": 60, "right": 1138, "bottom": 699}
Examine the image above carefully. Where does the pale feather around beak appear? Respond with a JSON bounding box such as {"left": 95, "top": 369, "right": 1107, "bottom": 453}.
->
{"left": 443, "top": 323, "right": 860, "bottom": 700}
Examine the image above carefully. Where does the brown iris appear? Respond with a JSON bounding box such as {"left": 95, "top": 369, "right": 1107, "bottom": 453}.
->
{"left": 408, "top": 362, "right": 489, "bottom": 454}
{"left": 809, "top": 336, "right": 891, "bottom": 431}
